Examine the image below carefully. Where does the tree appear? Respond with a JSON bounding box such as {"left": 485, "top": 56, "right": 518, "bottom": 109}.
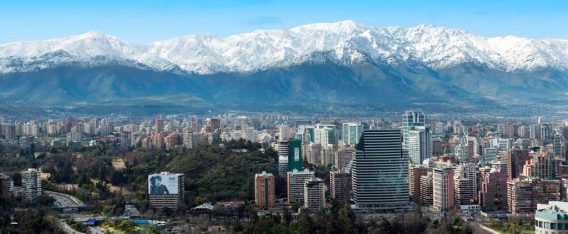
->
{"left": 230, "top": 220, "right": 244, "bottom": 233}
{"left": 282, "top": 206, "right": 292, "bottom": 225}
{"left": 338, "top": 204, "right": 355, "bottom": 234}
{"left": 118, "top": 220, "right": 135, "bottom": 231}
{"left": 195, "top": 196, "right": 207, "bottom": 205}
{"left": 293, "top": 213, "right": 314, "bottom": 234}
{"left": 35, "top": 194, "right": 56, "bottom": 207}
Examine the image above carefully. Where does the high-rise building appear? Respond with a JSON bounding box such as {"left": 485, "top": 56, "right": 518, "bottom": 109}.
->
{"left": 255, "top": 171, "right": 275, "bottom": 209}
{"left": 183, "top": 132, "right": 202, "bottom": 149}
{"left": 517, "top": 126, "right": 527, "bottom": 138}
{"left": 507, "top": 178, "right": 561, "bottom": 215}
{"left": 454, "top": 163, "right": 478, "bottom": 205}
{"left": 287, "top": 169, "right": 315, "bottom": 204}
{"left": 207, "top": 118, "right": 221, "bottom": 132}
{"left": 305, "top": 143, "right": 322, "bottom": 165}
{"left": 278, "top": 141, "right": 289, "bottom": 177}
{"left": 278, "top": 124, "right": 290, "bottom": 141}
{"left": 521, "top": 152, "right": 561, "bottom": 180}
{"left": 497, "top": 138, "right": 513, "bottom": 151}
{"left": 155, "top": 115, "right": 164, "bottom": 133}
{"left": 530, "top": 124, "right": 541, "bottom": 140}
{"left": 479, "top": 168, "right": 507, "bottom": 212}
{"left": 352, "top": 129, "right": 410, "bottom": 211}
{"left": 342, "top": 122, "right": 363, "bottom": 145}
{"left": 433, "top": 166, "right": 455, "bottom": 212}
{"left": 409, "top": 165, "right": 429, "bottom": 203}
{"left": 483, "top": 147, "right": 497, "bottom": 162}
{"left": 320, "top": 145, "right": 336, "bottom": 167}
{"left": 541, "top": 124, "right": 553, "bottom": 143}
{"left": 455, "top": 135, "right": 468, "bottom": 163}
{"left": 67, "top": 125, "right": 83, "bottom": 142}
{"left": 148, "top": 172, "right": 184, "bottom": 209}
{"left": 507, "top": 149, "right": 530, "bottom": 180}
{"left": 335, "top": 147, "right": 355, "bottom": 170}
{"left": 553, "top": 131, "right": 564, "bottom": 157}
{"left": 288, "top": 139, "right": 303, "bottom": 172}
{"left": 330, "top": 170, "right": 351, "bottom": 204}
{"left": 402, "top": 111, "right": 425, "bottom": 151}
{"left": 420, "top": 172, "right": 433, "bottom": 205}
{"left": 0, "top": 124, "right": 16, "bottom": 140}
{"left": 242, "top": 127, "right": 258, "bottom": 142}
{"left": 0, "top": 173, "right": 13, "bottom": 197}
{"left": 21, "top": 168, "right": 42, "bottom": 201}
{"left": 304, "top": 177, "right": 325, "bottom": 209}
{"left": 303, "top": 125, "right": 315, "bottom": 143}
{"left": 407, "top": 126, "right": 432, "bottom": 165}
{"left": 314, "top": 124, "right": 337, "bottom": 145}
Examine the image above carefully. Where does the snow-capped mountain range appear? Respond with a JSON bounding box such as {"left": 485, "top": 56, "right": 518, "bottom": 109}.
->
{"left": 2, "top": 20, "right": 568, "bottom": 74}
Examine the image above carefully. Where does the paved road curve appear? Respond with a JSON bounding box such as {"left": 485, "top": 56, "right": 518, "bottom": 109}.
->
{"left": 45, "top": 190, "right": 85, "bottom": 208}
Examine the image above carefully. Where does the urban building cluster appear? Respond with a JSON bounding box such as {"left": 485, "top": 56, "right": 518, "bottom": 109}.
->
{"left": 3, "top": 111, "right": 568, "bottom": 231}
{"left": 0, "top": 168, "right": 42, "bottom": 201}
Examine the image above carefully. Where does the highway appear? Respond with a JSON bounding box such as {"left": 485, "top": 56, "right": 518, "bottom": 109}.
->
{"left": 57, "top": 219, "right": 85, "bottom": 234}
{"left": 45, "top": 190, "right": 86, "bottom": 208}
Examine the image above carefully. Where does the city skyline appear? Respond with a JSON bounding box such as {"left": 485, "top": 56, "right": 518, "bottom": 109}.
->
{"left": 1, "top": 1, "right": 568, "bottom": 233}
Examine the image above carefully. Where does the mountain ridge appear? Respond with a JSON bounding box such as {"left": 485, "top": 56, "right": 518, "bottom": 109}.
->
{"left": 2, "top": 20, "right": 568, "bottom": 74}
{"left": 1, "top": 21, "right": 568, "bottom": 115}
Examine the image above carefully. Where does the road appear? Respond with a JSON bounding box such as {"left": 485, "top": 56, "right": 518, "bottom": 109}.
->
{"left": 57, "top": 219, "right": 85, "bottom": 234}
{"left": 45, "top": 190, "right": 85, "bottom": 208}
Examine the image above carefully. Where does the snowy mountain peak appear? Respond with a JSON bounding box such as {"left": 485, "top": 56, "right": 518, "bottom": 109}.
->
{"left": 1, "top": 21, "right": 568, "bottom": 74}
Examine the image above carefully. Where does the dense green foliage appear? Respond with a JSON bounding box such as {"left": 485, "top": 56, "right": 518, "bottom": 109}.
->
{"left": 0, "top": 196, "right": 60, "bottom": 233}
{"left": 166, "top": 141, "right": 274, "bottom": 202}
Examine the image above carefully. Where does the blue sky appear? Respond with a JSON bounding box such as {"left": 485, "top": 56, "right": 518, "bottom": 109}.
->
{"left": 1, "top": 0, "right": 567, "bottom": 44}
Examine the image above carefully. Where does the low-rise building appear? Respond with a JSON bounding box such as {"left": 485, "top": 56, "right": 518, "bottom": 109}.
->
{"left": 536, "top": 201, "right": 568, "bottom": 234}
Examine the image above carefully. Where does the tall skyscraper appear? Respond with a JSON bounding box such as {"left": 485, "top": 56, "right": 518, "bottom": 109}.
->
{"left": 155, "top": 115, "right": 164, "bottom": 133}
{"left": 455, "top": 135, "right": 468, "bottom": 162}
{"left": 530, "top": 124, "right": 541, "bottom": 140}
{"left": 407, "top": 126, "right": 432, "bottom": 165}
{"left": 420, "top": 172, "right": 433, "bottom": 205}
{"left": 278, "top": 141, "right": 289, "bottom": 177}
{"left": 479, "top": 168, "right": 507, "bottom": 212}
{"left": 335, "top": 147, "right": 355, "bottom": 171}
{"left": 409, "top": 165, "right": 429, "bottom": 203}
{"left": 278, "top": 124, "right": 290, "bottom": 141}
{"left": 342, "top": 122, "right": 363, "bottom": 145}
{"left": 507, "top": 149, "right": 530, "bottom": 180}
{"left": 541, "top": 124, "right": 553, "bottom": 142}
{"left": 314, "top": 124, "right": 337, "bottom": 145}
{"left": 207, "top": 118, "right": 221, "bottom": 132}
{"left": 352, "top": 129, "right": 410, "bottom": 211}
{"left": 287, "top": 139, "right": 303, "bottom": 172}
{"left": 330, "top": 170, "right": 351, "bottom": 204}
{"left": 483, "top": 147, "right": 497, "bottom": 162}
{"left": 402, "top": 111, "right": 425, "bottom": 151}
{"left": 553, "top": 131, "right": 564, "bottom": 157}
{"left": 0, "top": 173, "right": 13, "bottom": 197}
{"left": 304, "top": 177, "right": 325, "bottom": 209}
{"left": 255, "top": 171, "right": 275, "bottom": 209}
{"left": 433, "top": 166, "right": 455, "bottom": 212}
{"left": 454, "top": 163, "right": 478, "bottom": 205}
{"left": 22, "top": 168, "right": 42, "bottom": 201}
{"left": 287, "top": 169, "right": 315, "bottom": 204}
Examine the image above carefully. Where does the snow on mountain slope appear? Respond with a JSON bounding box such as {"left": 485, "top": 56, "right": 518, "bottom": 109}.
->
{"left": 1, "top": 20, "right": 568, "bottom": 74}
